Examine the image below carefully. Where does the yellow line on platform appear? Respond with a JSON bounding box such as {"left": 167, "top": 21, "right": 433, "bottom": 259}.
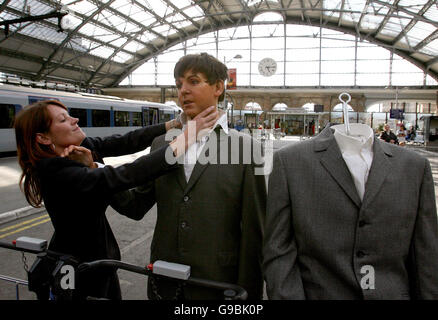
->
{"left": 0, "top": 218, "right": 51, "bottom": 239}
{"left": 0, "top": 214, "right": 49, "bottom": 233}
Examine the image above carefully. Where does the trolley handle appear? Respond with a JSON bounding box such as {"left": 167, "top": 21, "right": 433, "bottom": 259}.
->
{"left": 78, "top": 259, "right": 248, "bottom": 300}
{"left": 0, "top": 240, "right": 43, "bottom": 255}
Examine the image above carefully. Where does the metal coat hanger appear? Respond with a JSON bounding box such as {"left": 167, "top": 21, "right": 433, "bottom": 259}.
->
{"left": 339, "top": 92, "right": 351, "bottom": 136}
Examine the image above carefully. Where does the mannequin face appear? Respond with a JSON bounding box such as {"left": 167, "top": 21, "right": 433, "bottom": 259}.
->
{"left": 384, "top": 124, "right": 390, "bottom": 132}
{"left": 175, "top": 69, "right": 223, "bottom": 119}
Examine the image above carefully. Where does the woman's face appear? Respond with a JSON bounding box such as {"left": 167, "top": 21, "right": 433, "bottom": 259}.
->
{"left": 46, "top": 104, "right": 86, "bottom": 150}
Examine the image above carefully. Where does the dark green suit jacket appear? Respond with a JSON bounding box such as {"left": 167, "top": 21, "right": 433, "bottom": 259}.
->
{"left": 148, "top": 128, "right": 266, "bottom": 300}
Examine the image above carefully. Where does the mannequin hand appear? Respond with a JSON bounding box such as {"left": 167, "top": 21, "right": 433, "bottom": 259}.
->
{"left": 61, "top": 145, "right": 97, "bottom": 168}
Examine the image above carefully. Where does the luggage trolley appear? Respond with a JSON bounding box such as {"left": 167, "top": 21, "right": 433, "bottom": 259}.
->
{"left": 0, "top": 236, "right": 247, "bottom": 300}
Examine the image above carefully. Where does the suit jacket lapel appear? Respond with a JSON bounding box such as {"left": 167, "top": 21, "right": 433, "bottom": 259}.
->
{"left": 316, "top": 126, "right": 362, "bottom": 208}
{"left": 362, "top": 138, "right": 392, "bottom": 207}
{"left": 184, "top": 127, "right": 225, "bottom": 194}
{"left": 176, "top": 164, "right": 188, "bottom": 191}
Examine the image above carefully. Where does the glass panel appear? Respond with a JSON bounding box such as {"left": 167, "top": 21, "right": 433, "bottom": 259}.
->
{"left": 92, "top": 109, "right": 110, "bottom": 127}
{"left": 0, "top": 104, "right": 15, "bottom": 128}
{"left": 132, "top": 112, "right": 142, "bottom": 126}
{"left": 370, "top": 112, "right": 387, "bottom": 132}
{"left": 358, "top": 112, "right": 371, "bottom": 126}
{"left": 114, "top": 111, "right": 129, "bottom": 126}
{"left": 69, "top": 108, "right": 88, "bottom": 127}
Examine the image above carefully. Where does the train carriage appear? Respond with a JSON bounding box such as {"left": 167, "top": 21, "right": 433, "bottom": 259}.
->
{"left": 0, "top": 84, "right": 180, "bottom": 154}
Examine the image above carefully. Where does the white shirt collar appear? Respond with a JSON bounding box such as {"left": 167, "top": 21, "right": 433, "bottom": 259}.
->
{"left": 332, "top": 123, "right": 374, "bottom": 201}
{"left": 332, "top": 123, "right": 374, "bottom": 152}
{"left": 181, "top": 109, "right": 229, "bottom": 136}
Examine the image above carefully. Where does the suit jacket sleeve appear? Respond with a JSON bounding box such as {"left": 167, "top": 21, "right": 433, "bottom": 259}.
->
{"left": 237, "top": 142, "right": 267, "bottom": 300}
{"left": 82, "top": 123, "right": 166, "bottom": 160}
{"left": 46, "top": 143, "right": 176, "bottom": 198}
{"left": 110, "top": 182, "right": 156, "bottom": 221}
{"left": 263, "top": 150, "right": 306, "bottom": 299}
{"left": 409, "top": 158, "right": 438, "bottom": 299}
{"left": 109, "top": 136, "right": 166, "bottom": 220}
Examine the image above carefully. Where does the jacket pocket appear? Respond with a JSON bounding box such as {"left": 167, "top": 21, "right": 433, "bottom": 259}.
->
{"left": 217, "top": 251, "right": 238, "bottom": 266}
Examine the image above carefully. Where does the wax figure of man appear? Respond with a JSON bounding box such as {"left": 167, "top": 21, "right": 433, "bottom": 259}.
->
{"left": 113, "top": 52, "right": 267, "bottom": 300}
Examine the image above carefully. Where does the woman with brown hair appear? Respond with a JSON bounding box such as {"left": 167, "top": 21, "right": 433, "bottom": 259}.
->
{"left": 14, "top": 99, "right": 217, "bottom": 300}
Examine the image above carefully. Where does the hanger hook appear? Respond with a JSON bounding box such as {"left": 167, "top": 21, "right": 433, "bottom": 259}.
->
{"left": 338, "top": 93, "right": 351, "bottom": 104}
{"left": 338, "top": 92, "right": 351, "bottom": 136}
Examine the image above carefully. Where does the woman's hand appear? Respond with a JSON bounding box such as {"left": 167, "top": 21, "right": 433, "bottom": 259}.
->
{"left": 165, "top": 114, "right": 183, "bottom": 131}
{"left": 169, "top": 106, "right": 218, "bottom": 157}
{"left": 60, "top": 145, "right": 97, "bottom": 168}
{"left": 191, "top": 106, "right": 218, "bottom": 139}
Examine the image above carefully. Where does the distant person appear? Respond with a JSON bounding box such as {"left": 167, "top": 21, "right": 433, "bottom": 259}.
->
{"left": 14, "top": 99, "right": 217, "bottom": 300}
{"left": 380, "top": 123, "right": 398, "bottom": 144}
{"left": 407, "top": 125, "right": 416, "bottom": 142}
{"left": 397, "top": 124, "right": 407, "bottom": 146}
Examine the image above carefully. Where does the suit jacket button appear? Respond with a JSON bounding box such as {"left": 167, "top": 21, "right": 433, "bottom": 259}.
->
{"left": 356, "top": 251, "right": 366, "bottom": 258}
{"left": 181, "top": 222, "right": 187, "bottom": 229}
{"left": 183, "top": 196, "right": 189, "bottom": 202}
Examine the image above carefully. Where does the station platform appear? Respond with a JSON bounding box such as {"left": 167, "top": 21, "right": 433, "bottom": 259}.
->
{"left": 0, "top": 137, "right": 438, "bottom": 300}
{"left": 1, "top": 137, "right": 437, "bottom": 225}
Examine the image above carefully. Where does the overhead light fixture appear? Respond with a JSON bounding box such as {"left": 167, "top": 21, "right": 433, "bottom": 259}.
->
{"left": 0, "top": 6, "right": 71, "bottom": 38}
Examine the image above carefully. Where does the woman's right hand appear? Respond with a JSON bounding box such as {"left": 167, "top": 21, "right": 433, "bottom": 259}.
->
{"left": 61, "top": 145, "right": 97, "bottom": 168}
{"left": 169, "top": 106, "right": 218, "bottom": 158}
{"left": 190, "top": 106, "right": 218, "bottom": 139}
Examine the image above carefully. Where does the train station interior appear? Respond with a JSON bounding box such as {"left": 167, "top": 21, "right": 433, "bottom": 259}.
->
{"left": 1, "top": 0, "right": 438, "bottom": 303}
{"left": 0, "top": 0, "right": 437, "bottom": 143}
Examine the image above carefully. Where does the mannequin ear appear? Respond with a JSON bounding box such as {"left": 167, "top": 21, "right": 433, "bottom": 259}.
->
{"left": 36, "top": 133, "right": 52, "bottom": 146}
{"left": 214, "top": 80, "right": 225, "bottom": 98}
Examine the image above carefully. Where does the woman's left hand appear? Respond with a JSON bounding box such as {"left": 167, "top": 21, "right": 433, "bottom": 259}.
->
{"left": 60, "top": 145, "right": 97, "bottom": 168}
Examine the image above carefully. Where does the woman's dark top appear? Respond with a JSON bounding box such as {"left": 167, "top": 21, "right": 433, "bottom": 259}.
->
{"left": 35, "top": 123, "right": 175, "bottom": 300}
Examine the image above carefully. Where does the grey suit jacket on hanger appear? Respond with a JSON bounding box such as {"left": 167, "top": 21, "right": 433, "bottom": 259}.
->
{"left": 263, "top": 125, "right": 438, "bottom": 299}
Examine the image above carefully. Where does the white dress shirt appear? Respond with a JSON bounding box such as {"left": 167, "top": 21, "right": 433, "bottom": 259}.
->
{"left": 332, "top": 123, "right": 374, "bottom": 201}
{"left": 181, "top": 110, "right": 229, "bottom": 182}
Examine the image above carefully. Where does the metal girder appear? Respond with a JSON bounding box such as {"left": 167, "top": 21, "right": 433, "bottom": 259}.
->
{"left": 426, "top": 56, "right": 438, "bottom": 68}
{"left": 0, "top": 0, "right": 10, "bottom": 14}
{"left": 161, "top": 0, "right": 201, "bottom": 30}
{"left": 357, "top": 0, "right": 370, "bottom": 30}
{"left": 1, "top": 0, "right": 437, "bottom": 88}
{"left": 0, "top": 43, "right": 118, "bottom": 84}
{"left": 3, "top": 6, "right": 136, "bottom": 56}
{"left": 92, "top": 0, "right": 166, "bottom": 41}
{"left": 34, "top": 0, "right": 117, "bottom": 81}
{"left": 391, "top": 0, "right": 435, "bottom": 45}
{"left": 300, "top": 0, "right": 306, "bottom": 21}
{"left": 371, "top": 0, "right": 438, "bottom": 29}
{"left": 338, "top": 0, "right": 345, "bottom": 27}
{"left": 372, "top": 0, "right": 401, "bottom": 38}
{"left": 414, "top": 29, "right": 438, "bottom": 51}
{"left": 130, "top": 0, "right": 187, "bottom": 40}
{"left": 283, "top": 15, "right": 438, "bottom": 81}
{"left": 109, "top": 14, "right": 438, "bottom": 87}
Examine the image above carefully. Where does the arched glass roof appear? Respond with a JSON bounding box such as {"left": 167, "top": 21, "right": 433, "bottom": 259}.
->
{"left": 0, "top": 0, "right": 437, "bottom": 88}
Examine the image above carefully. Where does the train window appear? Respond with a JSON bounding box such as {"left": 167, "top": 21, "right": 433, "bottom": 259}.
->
{"left": 92, "top": 109, "right": 110, "bottom": 127}
{"left": 132, "top": 112, "right": 142, "bottom": 126}
{"left": 0, "top": 104, "right": 15, "bottom": 128}
{"left": 114, "top": 111, "right": 129, "bottom": 127}
{"left": 69, "top": 108, "right": 88, "bottom": 127}
{"left": 162, "top": 113, "right": 172, "bottom": 122}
